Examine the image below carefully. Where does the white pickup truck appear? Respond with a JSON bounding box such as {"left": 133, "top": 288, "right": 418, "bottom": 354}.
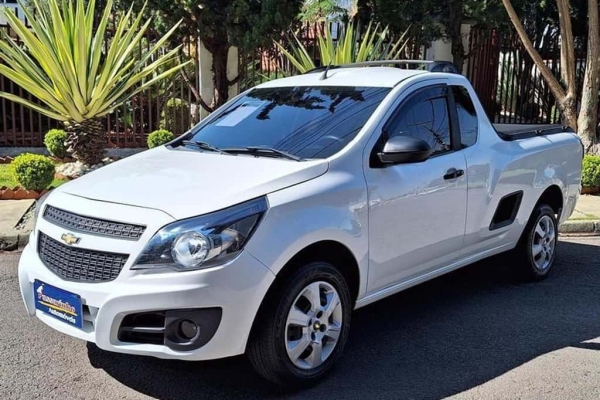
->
{"left": 18, "top": 61, "right": 582, "bottom": 386}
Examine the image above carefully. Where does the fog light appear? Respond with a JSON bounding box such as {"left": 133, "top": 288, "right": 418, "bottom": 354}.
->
{"left": 179, "top": 319, "right": 199, "bottom": 340}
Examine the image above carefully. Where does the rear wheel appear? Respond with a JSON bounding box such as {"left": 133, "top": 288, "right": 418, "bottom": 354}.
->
{"left": 248, "top": 262, "right": 352, "bottom": 386}
{"left": 515, "top": 204, "right": 558, "bottom": 281}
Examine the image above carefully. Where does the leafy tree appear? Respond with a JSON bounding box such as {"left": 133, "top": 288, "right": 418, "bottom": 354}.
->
{"left": 116, "top": 0, "right": 304, "bottom": 111}
{"left": 300, "top": 0, "right": 348, "bottom": 22}
{"left": 355, "top": 0, "right": 591, "bottom": 65}
{"left": 354, "top": 0, "right": 508, "bottom": 68}
{"left": 0, "top": 0, "right": 185, "bottom": 165}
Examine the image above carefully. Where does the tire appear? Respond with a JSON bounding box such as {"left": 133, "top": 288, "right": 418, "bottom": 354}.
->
{"left": 514, "top": 204, "right": 558, "bottom": 281}
{"left": 248, "top": 261, "right": 352, "bottom": 386}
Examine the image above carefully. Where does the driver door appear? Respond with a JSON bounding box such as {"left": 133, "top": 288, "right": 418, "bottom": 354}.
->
{"left": 364, "top": 85, "right": 468, "bottom": 293}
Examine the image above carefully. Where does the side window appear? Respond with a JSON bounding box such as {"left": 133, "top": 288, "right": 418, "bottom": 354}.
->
{"left": 452, "top": 86, "right": 478, "bottom": 147}
{"left": 385, "top": 86, "right": 452, "bottom": 155}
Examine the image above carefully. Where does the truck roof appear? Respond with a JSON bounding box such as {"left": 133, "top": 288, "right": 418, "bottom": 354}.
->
{"left": 255, "top": 67, "right": 428, "bottom": 89}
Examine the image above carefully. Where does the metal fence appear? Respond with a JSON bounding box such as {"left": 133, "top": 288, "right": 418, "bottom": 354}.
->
{"left": 465, "top": 26, "right": 591, "bottom": 125}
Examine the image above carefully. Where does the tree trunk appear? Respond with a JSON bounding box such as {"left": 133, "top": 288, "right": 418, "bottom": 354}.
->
{"left": 211, "top": 45, "right": 230, "bottom": 109}
{"left": 64, "top": 118, "right": 106, "bottom": 166}
{"left": 559, "top": 95, "right": 579, "bottom": 132}
{"left": 202, "top": 37, "right": 231, "bottom": 110}
{"left": 202, "top": 36, "right": 231, "bottom": 110}
{"left": 577, "top": 0, "right": 600, "bottom": 152}
{"left": 444, "top": 0, "right": 464, "bottom": 71}
{"left": 556, "top": 0, "right": 577, "bottom": 97}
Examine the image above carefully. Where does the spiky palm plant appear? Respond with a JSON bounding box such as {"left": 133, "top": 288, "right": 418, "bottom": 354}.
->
{"left": 0, "top": 0, "right": 186, "bottom": 164}
{"left": 275, "top": 22, "right": 411, "bottom": 74}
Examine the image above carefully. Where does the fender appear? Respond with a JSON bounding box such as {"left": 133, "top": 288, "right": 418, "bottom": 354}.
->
{"left": 245, "top": 170, "right": 370, "bottom": 300}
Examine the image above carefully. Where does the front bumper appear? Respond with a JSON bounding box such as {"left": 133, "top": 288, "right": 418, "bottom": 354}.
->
{"left": 18, "top": 242, "right": 275, "bottom": 361}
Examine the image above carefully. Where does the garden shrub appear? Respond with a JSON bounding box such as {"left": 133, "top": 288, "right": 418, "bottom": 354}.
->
{"left": 582, "top": 155, "right": 600, "bottom": 187}
{"left": 11, "top": 153, "right": 55, "bottom": 191}
{"left": 147, "top": 129, "right": 175, "bottom": 149}
{"left": 44, "top": 129, "right": 68, "bottom": 158}
{"left": 160, "top": 98, "right": 191, "bottom": 135}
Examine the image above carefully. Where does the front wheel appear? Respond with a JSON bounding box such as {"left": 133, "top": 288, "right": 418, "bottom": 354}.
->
{"left": 515, "top": 204, "right": 558, "bottom": 281}
{"left": 248, "top": 262, "right": 352, "bottom": 386}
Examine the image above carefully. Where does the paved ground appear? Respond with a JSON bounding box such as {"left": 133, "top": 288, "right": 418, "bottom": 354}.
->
{"left": 1, "top": 237, "right": 600, "bottom": 400}
{"left": 0, "top": 200, "right": 33, "bottom": 250}
{"left": 571, "top": 195, "right": 600, "bottom": 220}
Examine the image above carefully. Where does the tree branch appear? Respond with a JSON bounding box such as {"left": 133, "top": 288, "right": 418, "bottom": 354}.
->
{"left": 556, "top": 0, "right": 576, "bottom": 95}
{"left": 501, "top": 0, "right": 566, "bottom": 103}
{"left": 179, "top": 69, "right": 200, "bottom": 103}
{"left": 228, "top": 75, "right": 241, "bottom": 86}
{"left": 179, "top": 69, "right": 214, "bottom": 113}
{"left": 198, "top": 97, "right": 215, "bottom": 113}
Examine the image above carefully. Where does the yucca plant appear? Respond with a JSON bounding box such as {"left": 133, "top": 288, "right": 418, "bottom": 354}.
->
{"left": 275, "top": 22, "right": 412, "bottom": 74}
{"left": 0, "top": 0, "right": 187, "bottom": 165}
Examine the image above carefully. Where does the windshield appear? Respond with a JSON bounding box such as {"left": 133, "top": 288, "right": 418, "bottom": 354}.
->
{"left": 180, "top": 86, "right": 391, "bottom": 159}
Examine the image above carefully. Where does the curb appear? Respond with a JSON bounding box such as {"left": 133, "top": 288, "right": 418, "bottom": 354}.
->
{"left": 559, "top": 220, "right": 600, "bottom": 235}
{"left": 0, "top": 231, "right": 31, "bottom": 251}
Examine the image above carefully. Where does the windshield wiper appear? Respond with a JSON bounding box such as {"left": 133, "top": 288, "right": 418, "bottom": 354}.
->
{"left": 221, "top": 146, "right": 304, "bottom": 162}
{"left": 182, "top": 140, "right": 230, "bottom": 155}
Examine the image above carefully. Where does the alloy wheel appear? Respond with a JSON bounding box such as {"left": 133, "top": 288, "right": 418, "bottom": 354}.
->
{"left": 531, "top": 214, "right": 556, "bottom": 271}
{"left": 284, "top": 281, "right": 343, "bottom": 370}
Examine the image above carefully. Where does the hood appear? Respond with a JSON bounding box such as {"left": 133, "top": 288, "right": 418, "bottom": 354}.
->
{"left": 59, "top": 147, "right": 328, "bottom": 220}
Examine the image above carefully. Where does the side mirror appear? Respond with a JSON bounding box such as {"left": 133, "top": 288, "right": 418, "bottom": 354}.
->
{"left": 377, "top": 136, "right": 433, "bottom": 165}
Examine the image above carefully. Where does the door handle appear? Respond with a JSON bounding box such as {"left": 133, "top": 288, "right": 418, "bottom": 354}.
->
{"left": 443, "top": 168, "right": 465, "bottom": 180}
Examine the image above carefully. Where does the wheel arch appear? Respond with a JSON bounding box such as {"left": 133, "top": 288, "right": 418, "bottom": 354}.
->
{"left": 517, "top": 184, "right": 564, "bottom": 244}
{"left": 246, "top": 240, "right": 361, "bottom": 350}
{"left": 279, "top": 240, "right": 360, "bottom": 303}
{"left": 536, "top": 184, "right": 564, "bottom": 218}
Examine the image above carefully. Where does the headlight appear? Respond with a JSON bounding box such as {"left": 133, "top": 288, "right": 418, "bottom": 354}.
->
{"left": 133, "top": 197, "right": 268, "bottom": 271}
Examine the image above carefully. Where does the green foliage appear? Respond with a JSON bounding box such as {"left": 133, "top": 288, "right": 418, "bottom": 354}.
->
{"left": 114, "top": 0, "right": 303, "bottom": 51}
{"left": 300, "top": 0, "right": 348, "bottom": 22}
{"left": 44, "top": 129, "right": 68, "bottom": 159}
{"left": 354, "top": 0, "right": 583, "bottom": 44}
{"left": 11, "top": 154, "right": 55, "bottom": 191}
{"left": 275, "top": 22, "right": 411, "bottom": 73}
{"left": 112, "top": 0, "right": 302, "bottom": 109}
{"left": 147, "top": 129, "right": 175, "bottom": 148}
{"left": 582, "top": 155, "right": 600, "bottom": 187}
{"left": 160, "top": 99, "right": 191, "bottom": 135}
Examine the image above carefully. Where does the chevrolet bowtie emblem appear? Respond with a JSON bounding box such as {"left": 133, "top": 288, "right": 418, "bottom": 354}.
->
{"left": 61, "top": 233, "right": 81, "bottom": 246}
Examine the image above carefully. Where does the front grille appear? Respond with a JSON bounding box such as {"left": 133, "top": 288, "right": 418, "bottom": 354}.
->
{"left": 43, "top": 205, "right": 146, "bottom": 240}
{"left": 38, "top": 232, "right": 129, "bottom": 282}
